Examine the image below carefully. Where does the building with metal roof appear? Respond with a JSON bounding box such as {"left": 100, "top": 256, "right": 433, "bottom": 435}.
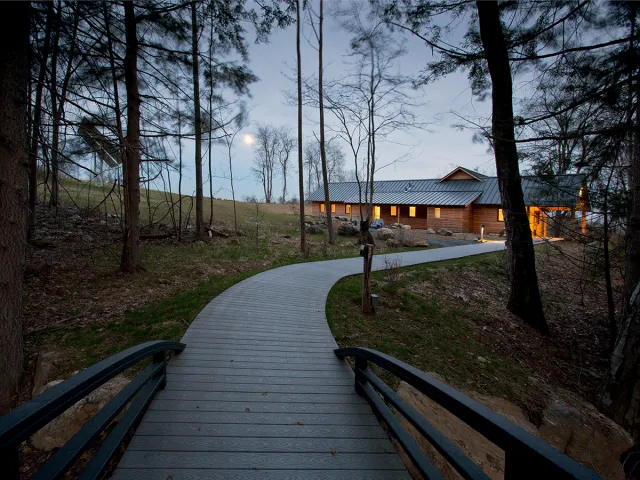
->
{"left": 309, "top": 166, "right": 588, "bottom": 236}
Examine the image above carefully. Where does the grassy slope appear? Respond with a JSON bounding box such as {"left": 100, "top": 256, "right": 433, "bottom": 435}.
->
{"left": 327, "top": 242, "right": 612, "bottom": 419}
{"left": 327, "top": 252, "right": 536, "bottom": 408}
{"left": 27, "top": 178, "right": 418, "bottom": 378}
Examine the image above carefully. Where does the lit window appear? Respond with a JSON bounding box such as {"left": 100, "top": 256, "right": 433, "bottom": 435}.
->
{"left": 391, "top": 205, "right": 397, "bottom": 216}
{"left": 498, "top": 208, "right": 504, "bottom": 221}
{"left": 331, "top": 204, "right": 336, "bottom": 213}
{"left": 409, "top": 206, "right": 416, "bottom": 217}
{"left": 374, "top": 206, "right": 381, "bottom": 220}
{"left": 320, "top": 203, "right": 325, "bottom": 213}
{"left": 346, "top": 204, "right": 351, "bottom": 214}
{"left": 434, "top": 208, "right": 441, "bottom": 219}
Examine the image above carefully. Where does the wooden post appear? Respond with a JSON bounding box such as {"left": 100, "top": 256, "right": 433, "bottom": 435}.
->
{"left": 570, "top": 208, "right": 575, "bottom": 234}
{"left": 542, "top": 210, "right": 548, "bottom": 238}
{"left": 581, "top": 210, "right": 587, "bottom": 235}
{"left": 397, "top": 206, "right": 400, "bottom": 224}
{"left": 361, "top": 244, "right": 374, "bottom": 313}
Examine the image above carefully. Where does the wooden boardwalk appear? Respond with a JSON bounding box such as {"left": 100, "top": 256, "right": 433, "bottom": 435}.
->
{"left": 113, "top": 242, "right": 506, "bottom": 479}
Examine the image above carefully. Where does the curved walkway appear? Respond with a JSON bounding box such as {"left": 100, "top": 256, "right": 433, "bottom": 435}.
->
{"left": 114, "top": 241, "right": 506, "bottom": 479}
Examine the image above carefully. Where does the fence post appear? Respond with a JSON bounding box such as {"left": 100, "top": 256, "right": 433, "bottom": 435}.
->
{"left": 153, "top": 351, "right": 167, "bottom": 390}
{"left": 354, "top": 356, "right": 367, "bottom": 396}
{"left": 1, "top": 446, "right": 19, "bottom": 480}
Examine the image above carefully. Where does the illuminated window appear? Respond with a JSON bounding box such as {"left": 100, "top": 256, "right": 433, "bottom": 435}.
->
{"left": 409, "top": 206, "right": 416, "bottom": 217}
{"left": 345, "top": 204, "right": 351, "bottom": 214}
{"left": 434, "top": 208, "right": 441, "bottom": 219}
{"left": 320, "top": 203, "right": 325, "bottom": 213}
{"left": 374, "top": 206, "right": 381, "bottom": 220}
{"left": 331, "top": 204, "right": 336, "bottom": 213}
{"left": 391, "top": 205, "right": 397, "bottom": 216}
{"left": 498, "top": 209, "right": 504, "bottom": 221}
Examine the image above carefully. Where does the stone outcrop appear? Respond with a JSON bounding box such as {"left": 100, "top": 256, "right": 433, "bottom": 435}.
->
{"left": 31, "top": 375, "right": 130, "bottom": 451}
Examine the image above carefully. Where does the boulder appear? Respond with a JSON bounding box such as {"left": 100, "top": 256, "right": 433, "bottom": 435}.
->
{"left": 305, "top": 224, "right": 325, "bottom": 234}
{"left": 386, "top": 238, "right": 401, "bottom": 248}
{"left": 396, "top": 379, "right": 632, "bottom": 480}
{"left": 32, "top": 351, "right": 62, "bottom": 397}
{"left": 414, "top": 239, "right": 430, "bottom": 248}
{"left": 426, "top": 228, "right": 436, "bottom": 234}
{"left": 389, "top": 223, "right": 403, "bottom": 229}
{"left": 337, "top": 222, "right": 359, "bottom": 236}
{"left": 31, "top": 375, "right": 130, "bottom": 451}
{"left": 438, "top": 228, "right": 453, "bottom": 236}
{"left": 376, "top": 228, "right": 395, "bottom": 241}
{"left": 401, "top": 225, "right": 411, "bottom": 230}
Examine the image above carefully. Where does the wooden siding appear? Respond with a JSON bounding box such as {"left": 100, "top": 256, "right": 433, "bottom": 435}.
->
{"left": 426, "top": 206, "right": 472, "bottom": 233}
{"left": 472, "top": 205, "right": 505, "bottom": 235}
{"left": 447, "top": 170, "right": 478, "bottom": 180}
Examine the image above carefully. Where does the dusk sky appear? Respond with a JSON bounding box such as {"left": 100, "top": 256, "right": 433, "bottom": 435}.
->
{"left": 173, "top": 3, "right": 497, "bottom": 202}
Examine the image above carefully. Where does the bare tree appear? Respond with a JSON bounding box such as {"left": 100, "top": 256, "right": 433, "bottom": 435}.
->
{"left": 296, "top": 0, "right": 306, "bottom": 252}
{"left": 276, "top": 127, "right": 295, "bottom": 202}
{"left": 0, "top": 1, "right": 29, "bottom": 411}
{"left": 252, "top": 124, "right": 280, "bottom": 203}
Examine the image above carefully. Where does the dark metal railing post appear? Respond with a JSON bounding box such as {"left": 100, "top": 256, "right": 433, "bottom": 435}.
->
{"left": 153, "top": 351, "right": 167, "bottom": 390}
{"left": 1, "top": 446, "right": 19, "bottom": 480}
{"left": 354, "top": 356, "right": 367, "bottom": 396}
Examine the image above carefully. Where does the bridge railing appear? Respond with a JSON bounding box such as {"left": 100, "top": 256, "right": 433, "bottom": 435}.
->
{"left": 0, "top": 340, "right": 185, "bottom": 480}
{"left": 335, "top": 346, "right": 603, "bottom": 480}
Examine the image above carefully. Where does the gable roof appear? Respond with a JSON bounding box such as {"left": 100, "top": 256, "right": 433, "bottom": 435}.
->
{"left": 437, "top": 166, "right": 487, "bottom": 183}
{"left": 308, "top": 174, "right": 584, "bottom": 208}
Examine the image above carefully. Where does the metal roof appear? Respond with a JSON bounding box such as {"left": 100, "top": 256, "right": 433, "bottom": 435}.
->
{"left": 308, "top": 174, "right": 584, "bottom": 208}
{"left": 343, "top": 191, "right": 481, "bottom": 206}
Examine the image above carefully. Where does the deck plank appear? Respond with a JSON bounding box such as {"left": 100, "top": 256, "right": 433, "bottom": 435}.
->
{"left": 114, "top": 243, "right": 507, "bottom": 477}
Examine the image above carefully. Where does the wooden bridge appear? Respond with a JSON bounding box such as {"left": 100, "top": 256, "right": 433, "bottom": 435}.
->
{"left": 1, "top": 242, "right": 603, "bottom": 479}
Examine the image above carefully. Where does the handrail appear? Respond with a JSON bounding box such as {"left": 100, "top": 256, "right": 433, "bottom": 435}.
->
{"left": 335, "top": 346, "right": 603, "bottom": 480}
{"left": 0, "top": 340, "right": 184, "bottom": 480}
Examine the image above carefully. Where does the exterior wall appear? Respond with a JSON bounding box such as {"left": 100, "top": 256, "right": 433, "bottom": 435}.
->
{"left": 426, "top": 206, "right": 472, "bottom": 233}
{"left": 472, "top": 205, "right": 505, "bottom": 235}
{"left": 311, "top": 201, "right": 348, "bottom": 217}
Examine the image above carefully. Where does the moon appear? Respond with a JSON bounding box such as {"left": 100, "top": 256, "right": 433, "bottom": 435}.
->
{"left": 242, "top": 134, "right": 255, "bottom": 145}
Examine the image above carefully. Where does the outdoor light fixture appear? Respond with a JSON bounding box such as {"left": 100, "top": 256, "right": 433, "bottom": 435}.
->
{"left": 371, "top": 294, "right": 378, "bottom": 312}
{"left": 480, "top": 224, "right": 485, "bottom": 242}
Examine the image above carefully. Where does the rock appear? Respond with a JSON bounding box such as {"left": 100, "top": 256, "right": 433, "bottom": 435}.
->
{"left": 389, "top": 223, "right": 403, "bottom": 229}
{"left": 230, "top": 238, "right": 241, "bottom": 245}
{"left": 438, "top": 228, "right": 453, "bottom": 236}
{"left": 454, "top": 291, "right": 469, "bottom": 303}
{"left": 32, "top": 351, "right": 62, "bottom": 397}
{"left": 386, "top": 238, "right": 401, "bottom": 248}
{"left": 401, "top": 225, "right": 411, "bottom": 230}
{"left": 414, "top": 239, "right": 430, "bottom": 248}
{"left": 306, "top": 224, "right": 325, "bottom": 235}
{"left": 537, "top": 400, "right": 632, "bottom": 480}
{"left": 158, "top": 278, "right": 171, "bottom": 285}
{"left": 195, "top": 240, "right": 205, "bottom": 245}
{"left": 396, "top": 380, "right": 632, "bottom": 480}
{"left": 426, "top": 228, "right": 436, "bottom": 234}
{"left": 337, "top": 222, "right": 359, "bottom": 236}
{"left": 400, "top": 237, "right": 417, "bottom": 247}
{"left": 376, "top": 228, "right": 395, "bottom": 241}
{"left": 31, "top": 375, "right": 130, "bottom": 451}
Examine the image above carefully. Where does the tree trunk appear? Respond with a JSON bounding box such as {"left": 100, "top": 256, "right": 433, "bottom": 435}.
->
{"left": 476, "top": 0, "right": 548, "bottom": 334}
{"left": 296, "top": 0, "right": 306, "bottom": 252}
{"left": 361, "top": 244, "right": 373, "bottom": 313}
{"left": 208, "top": 9, "right": 215, "bottom": 226}
{"left": 0, "top": 0, "right": 30, "bottom": 411}
{"left": 318, "top": 0, "right": 334, "bottom": 244}
{"left": 192, "top": 3, "right": 203, "bottom": 238}
{"left": 49, "top": 2, "right": 61, "bottom": 207}
{"left": 28, "top": 2, "right": 53, "bottom": 239}
{"left": 120, "top": 1, "right": 141, "bottom": 273}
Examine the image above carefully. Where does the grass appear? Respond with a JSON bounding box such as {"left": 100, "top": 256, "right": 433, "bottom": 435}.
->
{"left": 327, "top": 252, "right": 544, "bottom": 416}
{"left": 49, "top": 176, "right": 299, "bottom": 229}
